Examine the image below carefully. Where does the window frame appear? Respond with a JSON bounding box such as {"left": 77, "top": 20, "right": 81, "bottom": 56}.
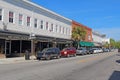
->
{"left": 34, "top": 18, "right": 37, "bottom": 28}
{"left": 40, "top": 20, "right": 44, "bottom": 29}
{"left": 27, "top": 16, "right": 31, "bottom": 26}
{"left": 0, "top": 9, "right": 3, "bottom": 21}
{"left": 9, "top": 11, "right": 14, "bottom": 23}
{"left": 46, "top": 22, "right": 48, "bottom": 30}
{"left": 18, "top": 14, "right": 23, "bottom": 25}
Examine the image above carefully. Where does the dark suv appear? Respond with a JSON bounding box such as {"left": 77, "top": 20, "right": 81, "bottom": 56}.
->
{"left": 36, "top": 47, "right": 60, "bottom": 60}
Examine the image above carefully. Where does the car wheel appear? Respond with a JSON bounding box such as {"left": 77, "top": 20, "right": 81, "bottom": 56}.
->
{"left": 57, "top": 55, "right": 60, "bottom": 59}
{"left": 37, "top": 57, "right": 41, "bottom": 60}
{"left": 46, "top": 55, "right": 51, "bottom": 60}
{"left": 74, "top": 54, "right": 76, "bottom": 57}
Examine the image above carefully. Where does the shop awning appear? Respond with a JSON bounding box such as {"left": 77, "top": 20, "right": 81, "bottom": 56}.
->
{"left": 79, "top": 41, "right": 94, "bottom": 47}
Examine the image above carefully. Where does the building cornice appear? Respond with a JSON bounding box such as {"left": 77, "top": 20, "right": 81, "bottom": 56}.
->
{"left": 23, "top": 0, "right": 72, "bottom": 22}
{"left": 72, "top": 20, "right": 92, "bottom": 31}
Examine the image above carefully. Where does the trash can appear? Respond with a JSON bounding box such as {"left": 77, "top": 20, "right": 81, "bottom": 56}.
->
{"left": 25, "top": 50, "right": 30, "bottom": 60}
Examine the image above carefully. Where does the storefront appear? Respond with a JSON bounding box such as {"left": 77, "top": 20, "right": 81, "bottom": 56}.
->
{"left": 0, "top": 30, "right": 72, "bottom": 58}
{"left": 0, "top": 31, "right": 30, "bottom": 58}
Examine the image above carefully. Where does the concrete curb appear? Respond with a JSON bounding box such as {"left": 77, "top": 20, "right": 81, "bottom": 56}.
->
{"left": 0, "top": 56, "right": 37, "bottom": 64}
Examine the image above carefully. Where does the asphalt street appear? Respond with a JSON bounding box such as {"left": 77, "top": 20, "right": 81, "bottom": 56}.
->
{"left": 0, "top": 51, "right": 120, "bottom": 80}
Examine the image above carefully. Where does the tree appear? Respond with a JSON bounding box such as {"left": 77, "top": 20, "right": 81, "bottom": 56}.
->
{"left": 110, "top": 38, "right": 116, "bottom": 48}
{"left": 72, "top": 27, "right": 86, "bottom": 48}
{"left": 115, "top": 41, "right": 120, "bottom": 48}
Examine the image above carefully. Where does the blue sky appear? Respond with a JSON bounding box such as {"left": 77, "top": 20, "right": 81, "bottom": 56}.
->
{"left": 31, "top": 0, "right": 120, "bottom": 41}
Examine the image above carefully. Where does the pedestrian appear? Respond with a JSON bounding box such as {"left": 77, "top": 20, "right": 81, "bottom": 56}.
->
{"left": 25, "top": 50, "right": 30, "bottom": 60}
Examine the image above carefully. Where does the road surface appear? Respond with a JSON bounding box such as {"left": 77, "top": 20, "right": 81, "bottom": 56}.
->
{"left": 0, "top": 51, "right": 120, "bottom": 80}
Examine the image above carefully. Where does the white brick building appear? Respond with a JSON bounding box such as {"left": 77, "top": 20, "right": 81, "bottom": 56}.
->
{"left": 0, "top": 0, "right": 72, "bottom": 58}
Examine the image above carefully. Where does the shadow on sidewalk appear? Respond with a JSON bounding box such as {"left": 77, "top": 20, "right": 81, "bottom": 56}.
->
{"left": 109, "top": 71, "right": 120, "bottom": 80}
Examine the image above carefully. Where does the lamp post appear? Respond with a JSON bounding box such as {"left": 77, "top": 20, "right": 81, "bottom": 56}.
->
{"left": 29, "top": 33, "right": 36, "bottom": 55}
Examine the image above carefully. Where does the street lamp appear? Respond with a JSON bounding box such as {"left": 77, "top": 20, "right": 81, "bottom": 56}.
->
{"left": 29, "top": 33, "right": 36, "bottom": 55}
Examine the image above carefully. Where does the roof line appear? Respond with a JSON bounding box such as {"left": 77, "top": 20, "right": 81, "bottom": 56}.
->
{"left": 23, "top": 0, "right": 72, "bottom": 22}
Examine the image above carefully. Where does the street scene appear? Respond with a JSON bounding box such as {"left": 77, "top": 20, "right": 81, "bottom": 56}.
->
{"left": 0, "top": 0, "right": 120, "bottom": 80}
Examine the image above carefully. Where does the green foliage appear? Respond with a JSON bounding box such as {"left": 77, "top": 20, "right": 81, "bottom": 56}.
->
{"left": 115, "top": 41, "right": 120, "bottom": 48}
{"left": 72, "top": 27, "right": 86, "bottom": 41}
{"left": 110, "top": 38, "right": 116, "bottom": 47}
{"left": 108, "top": 38, "right": 120, "bottom": 48}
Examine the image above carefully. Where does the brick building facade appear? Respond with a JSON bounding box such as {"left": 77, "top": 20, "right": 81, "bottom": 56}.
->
{"left": 72, "top": 21, "right": 93, "bottom": 42}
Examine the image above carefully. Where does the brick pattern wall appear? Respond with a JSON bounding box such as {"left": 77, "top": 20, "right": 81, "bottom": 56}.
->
{"left": 72, "top": 21, "right": 93, "bottom": 42}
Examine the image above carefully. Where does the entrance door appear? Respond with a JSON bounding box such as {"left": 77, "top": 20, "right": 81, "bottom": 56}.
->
{"left": 5, "top": 41, "right": 11, "bottom": 57}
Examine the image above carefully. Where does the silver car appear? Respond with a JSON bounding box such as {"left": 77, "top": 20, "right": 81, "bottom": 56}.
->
{"left": 76, "top": 48, "right": 87, "bottom": 55}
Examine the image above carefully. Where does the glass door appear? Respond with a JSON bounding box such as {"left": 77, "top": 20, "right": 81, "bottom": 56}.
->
{"left": 5, "top": 40, "right": 11, "bottom": 57}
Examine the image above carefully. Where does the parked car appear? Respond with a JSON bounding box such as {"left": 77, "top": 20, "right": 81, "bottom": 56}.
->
{"left": 97, "top": 48, "right": 103, "bottom": 53}
{"left": 36, "top": 47, "right": 61, "bottom": 60}
{"left": 90, "top": 48, "right": 99, "bottom": 54}
{"left": 86, "top": 48, "right": 93, "bottom": 54}
{"left": 60, "top": 47, "right": 76, "bottom": 57}
{"left": 76, "top": 48, "right": 87, "bottom": 55}
{"left": 103, "top": 48, "right": 110, "bottom": 52}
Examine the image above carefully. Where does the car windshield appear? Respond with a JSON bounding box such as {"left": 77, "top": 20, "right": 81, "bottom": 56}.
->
{"left": 77, "top": 48, "right": 83, "bottom": 50}
{"left": 42, "top": 48, "right": 52, "bottom": 52}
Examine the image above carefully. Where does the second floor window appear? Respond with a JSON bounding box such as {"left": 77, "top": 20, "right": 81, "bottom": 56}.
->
{"left": 0, "top": 9, "right": 2, "bottom": 21}
{"left": 46, "top": 22, "right": 48, "bottom": 30}
{"left": 27, "top": 16, "right": 30, "bottom": 26}
{"left": 88, "top": 35, "right": 91, "bottom": 40}
{"left": 40, "top": 20, "right": 43, "bottom": 29}
{"left": 9, "top": 11, "right": 14, "bottom": 23}
{"left": 50, "top": 23, "right": 53, "bottom": 32}
{"left": 34, "top": 18, "right": 37, "bottom": 28}
{"left": 18, "top": 14, "right": 23, "bottom": 25}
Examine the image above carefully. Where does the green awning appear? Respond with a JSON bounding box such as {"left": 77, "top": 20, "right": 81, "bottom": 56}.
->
{"left": 79, "top": 41, "right": 94, "bottom": 47}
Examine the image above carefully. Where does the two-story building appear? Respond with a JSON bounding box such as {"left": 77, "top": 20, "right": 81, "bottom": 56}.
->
{"left": 72, "top": 21, "right": 94, "bottom": 47}
{"left": 92, "top": 31, "right": 110, "bottom": 47}
{"left": 0, "top": 0, "right": 72, "bottom": 58}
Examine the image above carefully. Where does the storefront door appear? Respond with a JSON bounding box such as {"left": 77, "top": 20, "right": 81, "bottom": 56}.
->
{"left": 5, "top": 41, "right": 11, "bottom": 57}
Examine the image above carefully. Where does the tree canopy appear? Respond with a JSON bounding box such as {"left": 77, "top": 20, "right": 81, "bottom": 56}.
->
{"left": 72, "top": 27, "right": 86, "bottom": 41}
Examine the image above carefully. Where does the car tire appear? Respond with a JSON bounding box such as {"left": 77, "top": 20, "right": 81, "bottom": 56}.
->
{"left": 57, "top": 55, "right": 60, "bottom": 59}
{"left": 74, "top": 54, "right": 76, "bottom": 57}
{"left": 46, "top": 55, "right": 51, "bottom": 60}
{"left": 37, "top": 57, "right": 41, "bottom": 60}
